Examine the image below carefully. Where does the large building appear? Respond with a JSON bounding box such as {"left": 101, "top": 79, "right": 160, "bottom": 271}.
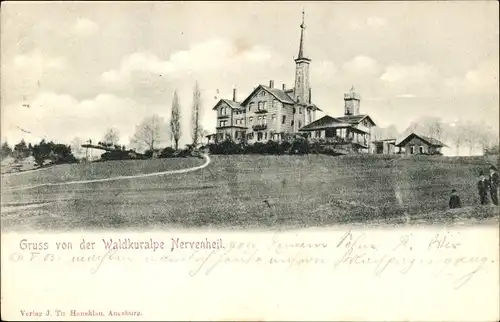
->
{"left": 208, "top": 11, "right": 376, "bottom": 151}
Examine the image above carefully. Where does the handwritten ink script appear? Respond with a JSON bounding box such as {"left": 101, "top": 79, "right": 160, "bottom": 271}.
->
{"left": 7, "top": 231, "right": 497, "bottom": 290}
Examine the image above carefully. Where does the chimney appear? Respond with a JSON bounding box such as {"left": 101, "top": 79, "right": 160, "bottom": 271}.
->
{"left": 269, "top": 80, "right": 274, "bottom": 88}
{"left": 233, "top": 88, "right": 237, "bottom": 101}
{"left": 282, "top": 84, "right": 286, "bottom": 90}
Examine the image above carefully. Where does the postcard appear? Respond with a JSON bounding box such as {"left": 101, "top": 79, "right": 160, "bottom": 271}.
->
{"left": 1, "top": 1, "right": 499, "bottom": 321}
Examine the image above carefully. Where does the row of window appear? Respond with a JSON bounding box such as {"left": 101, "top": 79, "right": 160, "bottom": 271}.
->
{"left": 222, "top": 103, "right": 308, "bottom": 116}
{"left": 221, "top": 117, "right": 305, "bottom": 128}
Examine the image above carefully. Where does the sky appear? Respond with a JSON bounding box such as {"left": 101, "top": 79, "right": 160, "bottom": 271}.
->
{"left": 1, "top": 1, "right": 499, "bottom": 149}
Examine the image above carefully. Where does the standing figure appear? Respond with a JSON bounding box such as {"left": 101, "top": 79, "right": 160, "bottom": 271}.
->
{"left": 449, "top": 189, "right": 462, "bottom": 209}
{"left": 477, "top": 171, "right": 490, "bottom": 205}
{"left": 489, "top": 165, "right": 499, "bottom": 206}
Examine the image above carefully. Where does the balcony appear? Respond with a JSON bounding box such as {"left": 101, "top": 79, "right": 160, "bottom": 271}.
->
{"left": 217, "top": 114, "right": 230, "bottom": 119}
{"left": 253, "top": 124, "right": 268, "bottom": 131}
{"left": 254, "top": 109, "right": 268, "bottom": 114}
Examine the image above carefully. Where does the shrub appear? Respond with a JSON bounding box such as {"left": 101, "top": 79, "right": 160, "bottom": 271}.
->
{"left": 263, "top": 140, "right": 281, "bottom": 154}
{"left": 32, "top": 140, "right": 78, "bottom": 166}
{"left": 13, "top": 139, "right": 30, "bottom": 161}
{"left": 208, "top": 140, "right": 243, "bottom": 154}
{"left": 159, "top": 147, "right": 176, "bottom": 158}
{"left": 290, "top": 137, "right": 310, "bottom": 155}
{"left": 0, "top": 141, "right": 12, "bottom": 159}
{"left": 143, "top": 149, "right": 161, "bottom": 158}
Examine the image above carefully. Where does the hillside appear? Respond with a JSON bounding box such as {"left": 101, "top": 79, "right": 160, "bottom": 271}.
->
{"left": 1, "top": 154, "right": 498, "bottom": 231}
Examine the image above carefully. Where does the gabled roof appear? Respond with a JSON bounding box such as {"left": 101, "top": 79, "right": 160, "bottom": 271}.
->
{"left": 337, "top": 114, "right": 376, "bottom": 126}
{"left": 396, "top": 132, "right": 447, "bottom": 148}
{"left": 240, "top": 85, "right": 296, "bottom": 106}
{"left": 211, "top": 99, "right": 243, "bottom": 110}
{"left": 299, "top": 115, "right": 353, "bottom": 131}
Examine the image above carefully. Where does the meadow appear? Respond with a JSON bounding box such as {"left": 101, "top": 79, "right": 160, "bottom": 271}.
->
{"left": 1, "top": 154, "right": 498, "bottom": 231}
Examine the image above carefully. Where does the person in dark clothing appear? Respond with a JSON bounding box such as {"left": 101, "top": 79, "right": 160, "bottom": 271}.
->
{"left": 449, "top": 189, "right": 462, "bottom": 209}
{"left": 489, "top": 166, "right": 499, "bottom": 206}
{"left": 478, "top": 171, "right": 490, "bottom": 205}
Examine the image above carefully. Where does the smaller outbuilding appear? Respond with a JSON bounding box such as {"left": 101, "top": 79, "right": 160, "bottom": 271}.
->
{"left": 372, "top": 139, "right": 397, "bottom": 155}
{"left": 395, "top": 132, "right": 446, "bottom": 155}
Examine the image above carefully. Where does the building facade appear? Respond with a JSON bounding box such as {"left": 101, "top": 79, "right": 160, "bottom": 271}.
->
{"left": 208, "top": 11, "right": 321, "bottom": 144}
{"left": 396, "top": 133, "right": 446, "bottom": 155}
{"left": 208, "top": 12, "right": 376, "bottom": 152}
{"left": 298, "top": 86, "right": 376, "bottom": 153}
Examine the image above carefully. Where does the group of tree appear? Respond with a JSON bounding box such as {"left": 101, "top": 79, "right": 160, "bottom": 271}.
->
{"left": 131, "top": 81, "right": 205, "bottom": 156}
{"left": 1, "top": 139, "right": 32, "bottom": 161}
{"left": 0, "top": 138, "right": 78, "bottom": 167}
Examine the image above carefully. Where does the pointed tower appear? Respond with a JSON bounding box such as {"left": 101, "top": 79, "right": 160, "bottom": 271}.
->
{"left": 293, "top": 10, "right": 311, "bottom": 104}
{"left": 344, "top": 85, "right": 361, "bottom": 116}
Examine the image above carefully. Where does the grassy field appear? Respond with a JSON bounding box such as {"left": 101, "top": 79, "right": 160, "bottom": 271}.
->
{"left": 1, "top": 154, "right": 499, "bottom": 231}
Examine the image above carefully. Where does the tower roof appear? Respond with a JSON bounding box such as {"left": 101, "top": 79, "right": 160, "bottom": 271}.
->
{"left": 344, "top": 85, "right": 361, "bottom": 100}
{"left": 296, "top": 9, "right": 310, "bottom": 61}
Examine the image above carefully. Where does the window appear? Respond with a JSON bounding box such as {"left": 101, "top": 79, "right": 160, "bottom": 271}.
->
{"left": 273, "top": 100, "right": 279, "bottom": 109}
{"left": 298, "top": 120, "right": 302, "bottom": 128}
{"left": 249, "top": 117, "right": 253, "bottom": 124}
{"left": 260, "top": 91, "right": 266, "bottom": 96}
{"left": 258, "top": 116, "right": 262, "bottom": 124}
{"left": 282, "top": 115, "right": 286, "bottom": 124}
{"left": 291, "top": 120, "right": 294, "bottom": 126}
{"left": 258, "top": 101, "right": 265, "bottom": 111}
{"left": 264, "top": 132, "right": 268, "bottom": 140}
{"left": 220, "top": 120, "right": 228, "bottom": 127}
{"left": 263, "top": 115, "right": 267, "bottom": 124}
{"left": 293, "top": 107, "right": 296, "bottom": 114}
{"left": 272, "top": 114, "right": 276, "bottom": 122}
{"left": 299, "top": 107, "right": 302, "bottom": 114}
{"left": 410, "top": 146, "right": 415, "bottom": 154}
{"left": 419, "top": 146, "right": 424, "bottom": 154}
{"left": 315, "top": 130, "right": 321, "bottom": 138}
{"left": 257, "top": 132, "right": 263, "bottom": 141}
{"left": 249, "top": 102, "right": 254, "bottom": 112}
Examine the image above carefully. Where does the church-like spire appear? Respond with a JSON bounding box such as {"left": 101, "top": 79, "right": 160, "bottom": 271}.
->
{"left": 297, "top": 9, "right": 308, "bottom": 60}
{"left": 294, "top": 9, "right": 311, "bottom": 105}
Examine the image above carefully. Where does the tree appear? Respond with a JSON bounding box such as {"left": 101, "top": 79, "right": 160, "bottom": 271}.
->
{"left": 170, "top": 90, "right": 182, "bottom": 150}
{"left": 461, "top": 121, "right": 481, "bottom": 155}
{"left": 450, "top": 122, "right": 465, "bottom": 155}
{"left": 70, "top": 137, "right": 85, "bottom": 159}
{"left": 198, "top": 126, "right": 210, "bottom": 146}
{"left": 131, "top": 114, "right": 167, "bottom": 154}
{"left": 477, "top": 125, "right": 497, "bottom": 154}
{"left": 0, "top": 141, "right": 12, "bottom": 159}
{"left": 13, "top": 139, "right": 30, "bottom": 160}
{"left": 32, "top": 139, "right": 77, "bottom": 167}
{"left": 191, "top": 81, "right": 202, "bottom": 146}
{"left": 103, "top": 128, "right": 120, "bottom": 146}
